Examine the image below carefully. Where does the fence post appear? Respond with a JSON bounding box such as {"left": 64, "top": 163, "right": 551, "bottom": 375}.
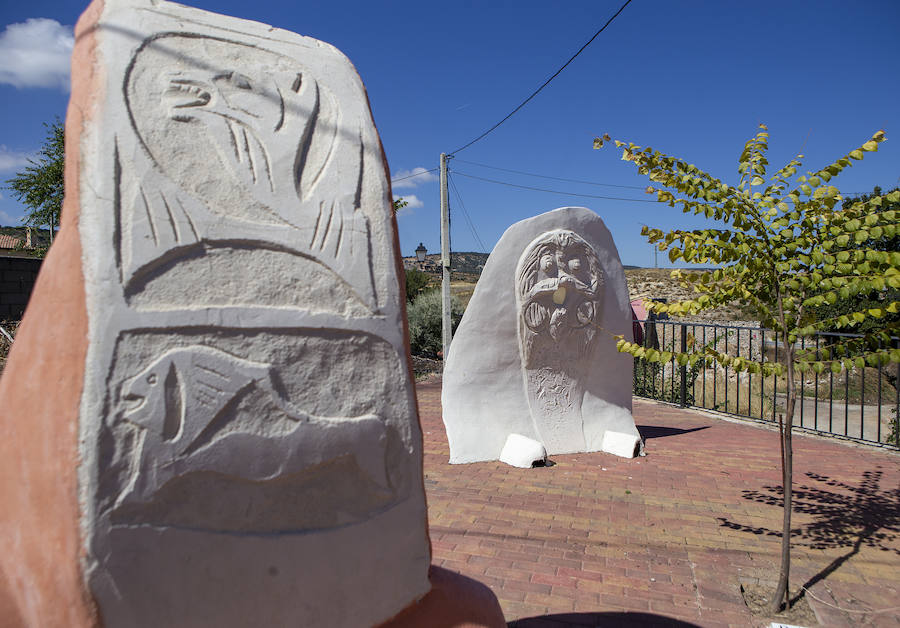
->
{"left": 680, "top": 322, "right": 688, "bottom": 407}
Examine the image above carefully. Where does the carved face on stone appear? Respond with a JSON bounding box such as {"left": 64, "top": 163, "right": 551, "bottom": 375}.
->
{"left": 516, "top": 230, "right": 604, "bottom": 367}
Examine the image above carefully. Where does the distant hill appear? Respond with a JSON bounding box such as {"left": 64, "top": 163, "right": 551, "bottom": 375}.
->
{"left": 402, "top": 251, "right": 488, "bottom": 280}
{"left": 449, "top": 251, "right": 489, "bottom": 274}
{"left": 403, "top": 252, "right": 642, "bottom": 279}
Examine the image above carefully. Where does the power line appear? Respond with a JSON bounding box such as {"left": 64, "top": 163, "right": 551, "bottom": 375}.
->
{"left": 454, "top": 158, "right": 647, "bottom": 190}
{"left": 449, "top": 0, "right": 634, "bottom": 156}
{"left": 448, "top": 175, "right": 483, "bottom": 251}
{"left": 448, "top": 174, "right": 488, "bottom": 253}
{"left": 454, "top": 170, "right": 874, "bottom": 202}
{"left": 452, "top": 170, "right": 657, "bottom": 202}
{"left": 391, "top": 167, "right": 440, "bottom": 184}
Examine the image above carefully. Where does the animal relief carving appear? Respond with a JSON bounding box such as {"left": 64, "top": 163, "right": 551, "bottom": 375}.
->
{"left": 114, "top": 346, "right": 390, "bottom": 512}
{"left": 119, "top": 33, "right": 375, "bottom": 308}
{"left": 74, "top": 3, "right": 430, "bottom": 624}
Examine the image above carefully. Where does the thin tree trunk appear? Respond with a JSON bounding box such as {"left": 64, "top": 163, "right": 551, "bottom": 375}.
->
{"left": 770, "top": 343, "right": 795, "bottom": 613}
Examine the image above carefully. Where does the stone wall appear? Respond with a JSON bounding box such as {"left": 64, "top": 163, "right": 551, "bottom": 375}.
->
{"left": 0, "top": 256, "right": 42, "bottom": 319}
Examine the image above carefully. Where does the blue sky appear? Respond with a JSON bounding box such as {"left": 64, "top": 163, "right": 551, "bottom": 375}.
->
{"left": 1, "top": 0, "right": 898, "bottom": 267}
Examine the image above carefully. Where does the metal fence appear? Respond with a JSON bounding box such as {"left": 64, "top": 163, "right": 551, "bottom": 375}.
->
{"left": 631, "top": 318, "right": 900, "bottom": 449}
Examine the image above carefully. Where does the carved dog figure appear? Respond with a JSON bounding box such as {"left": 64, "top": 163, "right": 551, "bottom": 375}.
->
{"left": 116, "top": 345, "right": 390, "bottom": 507}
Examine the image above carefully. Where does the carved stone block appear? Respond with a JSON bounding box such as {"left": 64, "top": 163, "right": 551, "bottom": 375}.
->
{"left": 0, "top": 1, "right": 429, "bottom": 625}
{"left": 442, "top": 207, "right": 642, "bottom": 463}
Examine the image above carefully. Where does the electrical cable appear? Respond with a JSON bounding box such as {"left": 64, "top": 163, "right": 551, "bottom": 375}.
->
{"left": 391, "top": 167, "right": 440, "bottom": 184}
{"left": 454, "top": 158, "right": 647, "bottom": 190}
{"left": 448, "top": 174, "right": 488, "bottom": 252}
{"left": 449, "top": 0, "right": 634, "bottom": 156}
{"left": 455, "top": 159, "right": 873, "bottom": 196}
{"left": 452, "top": 170, "right": 658, "bottom": 202}
{"left": 454, "top": 170, "right": 871, "bottom": 202}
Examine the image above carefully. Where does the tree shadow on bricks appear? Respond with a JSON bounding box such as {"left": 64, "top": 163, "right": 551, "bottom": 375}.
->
{"left": 509, "top": 612, "right": 702, "bottom": 627}
{"left": 716, "top": 466, "right": 899, "bottom": 605}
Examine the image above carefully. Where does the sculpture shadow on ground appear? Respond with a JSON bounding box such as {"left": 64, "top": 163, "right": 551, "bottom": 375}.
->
{"left": 637, "top": 425, "right": 709, "bottom": 440}
{"left": 508, "top": 611, "right": 702, "bottom": 627}
{"left": 717, "top": 466, "right": 899, "bottom": 605}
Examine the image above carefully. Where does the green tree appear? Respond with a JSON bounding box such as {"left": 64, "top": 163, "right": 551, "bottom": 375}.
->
{"left": 4, "top": 121, "right": 65, "bottom": 244}
{"left": 596, "top": 126, "right": 900, "bottom": 613}
{"left": 808, "top": 185, "right": 900, "bottom": 335}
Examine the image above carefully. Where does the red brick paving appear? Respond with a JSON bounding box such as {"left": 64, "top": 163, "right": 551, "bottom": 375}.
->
{"left": 415, "top": 378, "right": 900, "bottom": 627}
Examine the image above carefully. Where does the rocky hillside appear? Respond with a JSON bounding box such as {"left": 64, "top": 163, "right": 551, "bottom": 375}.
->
{"left": 401, "top": 250, "right": 750, "bottom": 322}
{"left": 625, "top": 268, "right": 751, "bottom": 321}
{"left": 401, "top": 251, "right": 488, "bottom": 282}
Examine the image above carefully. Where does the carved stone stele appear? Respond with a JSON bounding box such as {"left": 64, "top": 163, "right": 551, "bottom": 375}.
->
{"left": 0, "top": 1, "right": 431, "bottom": 626}
{"left": 442, "top": 207, "right": 642, "bottom": 464}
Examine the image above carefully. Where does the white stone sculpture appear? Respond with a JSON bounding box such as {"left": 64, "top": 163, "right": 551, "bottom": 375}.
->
{"left": 442, "top": 207, "right": 642, "bottom": 464}
{"left": 74, "top": 1, "right": 429, "bottom": 625}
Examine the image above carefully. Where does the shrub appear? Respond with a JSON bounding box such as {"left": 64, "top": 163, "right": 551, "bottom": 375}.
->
{"left": 404, "top": 268, "right": 432, "bottom": 304}
{"left": 407, "top": 289, "right": 464, "bottom": 358}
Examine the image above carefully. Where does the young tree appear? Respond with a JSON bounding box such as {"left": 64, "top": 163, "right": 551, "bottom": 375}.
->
{"left": 392, "top": 197, "right": 408, "bottom": 215}
{"left": 595, "top": 127, "right": 900, "bottom": 612}
{"left": 808, "top": 185, "right": 900, "bottom": 335}
{"left": 4, "top": 121, "right": 65, "bottom": 244}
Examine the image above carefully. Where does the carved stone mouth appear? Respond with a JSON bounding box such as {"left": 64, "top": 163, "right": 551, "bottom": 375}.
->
{"left": 165, "top": 80, "right": 212, "bottom": 108}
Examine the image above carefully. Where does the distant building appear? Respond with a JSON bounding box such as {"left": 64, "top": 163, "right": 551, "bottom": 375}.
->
{"left": 0, "top": 233, "right": 26, "bottom": 257}
{"left": 0, "top": 228, "right": 40, "bottom": 258}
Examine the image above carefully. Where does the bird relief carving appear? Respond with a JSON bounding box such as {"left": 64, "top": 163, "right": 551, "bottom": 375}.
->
{"left": 114, "top": 345, "right": 391, "bottom": 509}
{"left": 118, "top": 33, "right": 376, "bottom": 308}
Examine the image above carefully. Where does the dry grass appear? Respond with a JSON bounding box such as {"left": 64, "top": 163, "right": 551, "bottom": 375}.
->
{"left": 449, "top": 281, "right": 477, "bottom": 307}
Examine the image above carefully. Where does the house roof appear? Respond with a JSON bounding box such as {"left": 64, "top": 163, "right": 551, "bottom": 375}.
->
{"left": 0, "top": 234, "right": 23, "bottom": 249}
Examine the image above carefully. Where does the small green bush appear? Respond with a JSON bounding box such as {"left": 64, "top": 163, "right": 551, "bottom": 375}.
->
{"left": 407, "top": 289, "right": 464, "bottom": 358}
{"left": 404, "top": 268, "right": 431, "bottom": 303}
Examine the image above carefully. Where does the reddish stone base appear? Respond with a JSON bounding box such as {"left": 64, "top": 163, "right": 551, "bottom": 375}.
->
{"left": 379, "top": 566, "right": 506, "bottom": 628}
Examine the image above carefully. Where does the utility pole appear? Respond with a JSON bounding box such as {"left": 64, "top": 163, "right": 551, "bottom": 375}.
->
{"left": 440, "top": 153, "right": 452, "bottom": 360}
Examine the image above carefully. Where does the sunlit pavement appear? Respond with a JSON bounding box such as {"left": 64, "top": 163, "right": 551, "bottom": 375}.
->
{"left": 415, "top": 378, "right": 900, "bottom": 628}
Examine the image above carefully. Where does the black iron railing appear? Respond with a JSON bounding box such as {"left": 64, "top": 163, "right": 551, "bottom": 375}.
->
{"left": 631, "top": 319, "right": 900, "bottom": 448}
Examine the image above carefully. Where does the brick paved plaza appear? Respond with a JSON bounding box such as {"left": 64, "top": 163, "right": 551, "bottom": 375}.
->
{"left": 415, "top": 378, "right": 900, "bottom": 627}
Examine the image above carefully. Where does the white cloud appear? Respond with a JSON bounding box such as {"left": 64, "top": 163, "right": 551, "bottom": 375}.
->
{"left": 0, "top": 208, "right": 19, "bottom": 225}
{"left": 392, "top": 194, "right": 424, "bottom": 217}
{"left": 0, "top": 19, "right": 74, "bottom": 90}
{"left": 395, "top": 194, "right": 424, "bottom": 209}
{"left": 392, "top": 166, "right": 437, "bottom": 189}
{"left": 0, "top": 146, "right": 31, "bottom": 173}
